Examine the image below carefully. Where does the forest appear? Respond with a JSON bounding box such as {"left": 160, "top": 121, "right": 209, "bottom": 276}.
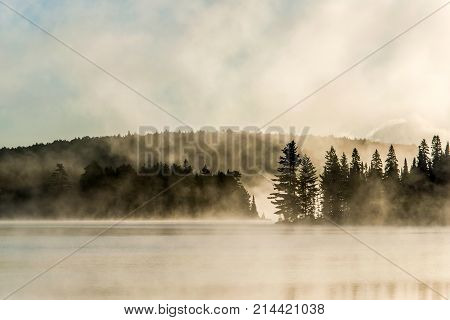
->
{"left": 1, "top": 131, "right": 448, "bottom": 224}
{"left": 271, "top": 136, "right": 450, "bottom": 225}
{"left": 0, "top": 159, "right": 259, "bottom": 219}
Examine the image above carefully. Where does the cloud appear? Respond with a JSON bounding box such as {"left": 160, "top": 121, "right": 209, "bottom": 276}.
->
{"left": 0, "top": 0, "right": 449, "bottom": 147}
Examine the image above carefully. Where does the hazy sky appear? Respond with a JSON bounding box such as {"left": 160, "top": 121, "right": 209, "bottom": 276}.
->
{"left": 0, "top": 0, "right": 449, "bottom": 147}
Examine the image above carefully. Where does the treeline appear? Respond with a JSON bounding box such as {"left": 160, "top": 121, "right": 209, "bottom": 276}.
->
{"left": 0, "top": 160, "right": 259, "bottom": 219}
{"left": 271, "top": 136, "right": 450, "bottom": 225}
{"left": 0, "top": 131, "right": 416, "bottom": 188}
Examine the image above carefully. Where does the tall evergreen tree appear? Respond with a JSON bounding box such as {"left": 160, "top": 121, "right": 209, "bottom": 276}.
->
{"left": 369, "top": 149, "right": 383, "bottom": 179}
{"left": 400, "top": 158, "right": 409, "bottom": 183}
{"left": 430, "top": 135, "right": 444, "bottom": 182}
{"left": 339, "top": 153, "right": 350, "bottom": 214}
{"left": 320, "top": 146, "right": 342, "bottom": 221}
{"left": 347, "top": 148, "right": 364, "bottom": 222}
{"left": 349, "top": 148, "right": 363, "bottom": 184}
{"left": 444, "top": 142, "right": 450, "bottom": 183}
{"left": 431, "top": 135, "right": 443, "bottom": 169}
{"left": 411, "top": 157, "right": 417, "bottom": 170}
{"left": 249, "top": 195, "right": 259, "bottom": 218}
{"left": 384, "top": 145, "right": 399, "bottom": 182}
{"left": 445, "top": 142, "right": 450, "bottom": 159}
{"left": 297, "top": 154, "right": 318, "bottom": 220}
{"left": 270, "top": 141, "right": 301, "bottom": 222}
{"left": 417, "top": 139, "right": 430, "bottom": 175}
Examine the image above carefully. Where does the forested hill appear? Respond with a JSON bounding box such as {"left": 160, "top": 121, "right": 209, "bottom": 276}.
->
{"left": 0, "top": 160, "right": 259, "bottom": 219}
{"left": 0, "top": 131, "right": 416, "bottom": 188}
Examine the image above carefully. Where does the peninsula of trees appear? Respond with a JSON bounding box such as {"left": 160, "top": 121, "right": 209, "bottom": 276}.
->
{"left": 270, "top": 136, "right": 450, "bottom": 225}
{"left": 0, "top": 159, "right": 259, "bottom": 219}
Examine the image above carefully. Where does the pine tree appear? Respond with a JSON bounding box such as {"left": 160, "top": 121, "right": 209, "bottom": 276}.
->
{"left": 417, "top": 139, "right": 430, "bottom": 175}
{"left": 444, "top": 142, "right": 450, "bottom": 183}
{"left": 400, "top": 158, "right": 409, "bottom": 183}
{"left": 430, "top": 135, "right": 444, "bottom": 182}
{"left": 297, "top": 155, "right": 318, "bottom": 220}
{"left": 339, "top": 153, "right": 350, "bottom": 215}
{"left": 369, "top": 149, "right": 383, "bottom": 179}
{"left": 320, "top": 146, "right": 342, "bottom": 221}
{"left": 270, "top": 141, "right": 301, "bottom": 222}
{"left": 431, "top": 135, "right": 443, "bottom": 169}
{"left": 249, "top": 195, "right": 259, "bottom": 218}
{"left": 349, "top": 148, "right": 363, "bottom": 184}
{"left": 348, "top": 148, "right": 364, "bottom": 222}
{"left": 384, "top": 145, "right": 399, "bottom": 182}
{"left": 411, "top": 157, "right": 417, "bottom": 170}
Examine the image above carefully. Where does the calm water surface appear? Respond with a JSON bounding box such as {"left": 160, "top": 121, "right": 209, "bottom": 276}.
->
{"left": 0, "top": 221, "right": 449, "bottom": 299}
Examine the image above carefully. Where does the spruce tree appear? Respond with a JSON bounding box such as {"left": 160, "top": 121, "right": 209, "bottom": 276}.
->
{"left": 339, "top": 153, "right": 350, "bottom": 215}
{"left": 417, "top": 139, "right": 430, "bottom": 175}
{"left": 369, "top": 149, "right": 383, "bottom": 179}
{"left": 444, "top": 142, "right": 450, "bottom": 183}
{"left": 411, "top": 157, "right": 417, "bottom": 170}
{"left": 400, "top": 158, "right": 409, "bottom": 183}
{"left": 320, "top": 146, "right": 342, "bottom": 221}
{"left": 348, "top": 148, "right": 364, "bottom": 222}
{"left": 349, "top": 148, "right": 363, "bottom": 185}
{"left": 270, "top": 141, "right": 301, "bottom": 222}
{"left": 297, "top": 154, "right": 318, "bottom": 220}
{"left": 384, "top": 145, "right": 399, "bottom": 182}
{"left": 249, "top": 195, "right": 258, "bottom": 218}
{"left": 431, "top": 135, "right": 443, "bottom": 182}
{"left": 431, "top": 135, "right": 443, "bottom": 169}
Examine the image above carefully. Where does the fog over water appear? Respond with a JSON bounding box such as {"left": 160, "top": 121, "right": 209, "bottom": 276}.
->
{"left": 1, "top": 221, "right": 449, "bottom": 299}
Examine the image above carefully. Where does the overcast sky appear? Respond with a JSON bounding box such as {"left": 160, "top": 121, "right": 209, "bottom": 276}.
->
{"left": 0, "top": 0, "right": 449, "bottom": 147}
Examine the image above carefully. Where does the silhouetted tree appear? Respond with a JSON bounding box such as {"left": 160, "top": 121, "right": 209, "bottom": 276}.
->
{"left": 430, "top": 135, "right": 444, "bottom": 183}
{"left": 320, "top": 146, "right": 342, "bottom": 222}
{"left": 349, "top": 148, "right": 363, "bottom": 188}
{"left": 270, "top": 141, "right": 301, "bottom": 222}
{"left": 347, "top": 148, "right": 365, "bottom": 223}
{"left": 249, "top": 195, "right": 259, "bottom": 218}
{"left": 297, "top": 154, "right": 318, "bottom": 220}
{"left": 431, "top": 135, "right": 443, "bottom": 168}
{"left": 339, "top": 153, "right": 350, "bottom": 215}
{"left": 369, "top": 150, "right": 383, "bottom": 179}
{"left": 384, "top": 145, "right": 399, "bottom": 182}
{"left": 400, "top": 158, "right": 409, "bottom": 183}
{"left": 411, "top": 157, "right": 418, "bottom": 172}
{"left": 444, "top": 142, "right": 450, "bottom": 183}
{"left": 417, "top": 139, "right": 430, "bottom": 175}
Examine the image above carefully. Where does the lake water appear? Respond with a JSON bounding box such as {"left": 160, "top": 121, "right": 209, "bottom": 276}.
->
{"left": 0, "top": 221, "right": 449, "bottom": 299}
